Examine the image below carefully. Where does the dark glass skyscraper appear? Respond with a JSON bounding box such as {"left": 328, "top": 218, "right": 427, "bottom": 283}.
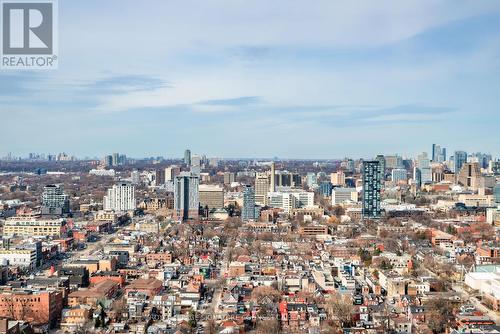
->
{"left": 362, "top": 161, "right": 382, "bottom": 219}
{"left": 454, "top": 151, "right": 468, "bottom": 173}
{"left": 174, "top": 172, "right": 199, "bottom": 221}
{"left": 242, "top": 185, "right": 256, "bottom": 221}
{"left": 184, "top": 149, "right": 191, "bottom": 166}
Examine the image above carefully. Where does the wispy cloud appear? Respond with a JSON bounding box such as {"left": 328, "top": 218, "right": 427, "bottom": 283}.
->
{"left": 83, "top": 74, "right": 170, "bottom": 95}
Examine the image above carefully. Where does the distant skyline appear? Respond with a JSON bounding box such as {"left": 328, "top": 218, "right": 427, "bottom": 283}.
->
{"left": 1, "top": 1, "right": 500, "bottom": 158}
{"left": 1, "top": 147, "right": 494, "bottom": 162}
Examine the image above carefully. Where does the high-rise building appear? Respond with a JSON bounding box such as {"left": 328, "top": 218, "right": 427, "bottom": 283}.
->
{"left": 454, "top": 151, "right": 468, "bottom": 173}
{"left": 131, "top": 170, "right": 140, "bottom": 184}
{"left": 41, "top": 184, "right": 70, "bottom": 215}
{"left": 391, "top": 168, "right": 407, "bottom": 183}
{"left": 191, "top": 155, "right": 201, "bottom": 167}
{"left": 457, "top": 162, "right": 482, "bottom": 191}
{"left": 494, "top": 183, "right": 500, "bottom": 204}
{"left": 103, "top": 182, "right": 136, "bottom": 211}
{"left": 223, "top": 172, "right": 236, "bottom": 185}
{"left": 319, "top": 181, "right": 333, "bottom": 197}
{"left": 155, "top": 169, "right": 166, "bottom": 186}
{"left": 332, "top": 188, "right": 358, "bottom": 205}
{"left": 275, "top": 171, "right": 300, "bottom": 188}
{"left": 242, "top": 185, "right": 256, "bottom": 221}
{"left": 385, "top": 155, "right": 403, "bottom": 169}
{"left": 174, "top": 172, "right": 199, "bottom": 221}
{"left": 490, "top": 160, "right": 500, "bottom": 175}
{"left": 306, "top": 172, "right": 317, "bottom": 188}
{"left": 375, "top": 155, "right": 386, "bottom": 180}
{"left": 112, "top": 153, "right": 119, "bottom": 167}
{"left": 331, "top": 170, "right": 345, "bottom": 186}
{"left": 184, "top": 149, "right": 191, "bottom": 166}
{"left": 470, "top": 152, "right": 493, "bottom": 169}
{"left": 413, "top": 167, "right": 422, "bottom": 189}
{"left": 165, "top": 166, "right": 181, "bottom": 182}
{"left": 416, "top": 152, "right": 432, "bottom": 184}
{"left": 199, "top": 184, "right": 224, "bottom": 209}
{"left": 270, "top": 162, "right": 276, "bottom": 193}
{"left": 104, "top": 155, "right": 113, "bottom": 167}
{"left": 362, "top": 161, "right": 382, "bottom": 219}
{"left": 254, "top": 173, "right": 269, "bottom": 206}
{"left": 432, "top": 144, "right": 446, "bottom": 162}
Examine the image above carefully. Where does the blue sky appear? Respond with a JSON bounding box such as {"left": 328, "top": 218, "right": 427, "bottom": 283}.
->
{"left": 1, "top": 0, "right": 500, "bottom": 159}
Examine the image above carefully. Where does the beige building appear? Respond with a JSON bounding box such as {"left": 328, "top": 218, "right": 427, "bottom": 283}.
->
{"left": 457, "top": 193, "right": 494, "bottom": 207}
{"left": 3, "top": 215, "right": 65, "bottom": 237}
{"left": 255, "top": 173, "right": 270, "bottom": 206}
{"left": 457, "top": 162, "right": 482, "bottom": 191}
{"left": 330, "top": 171, "right": 346, "bottom": 186}
{"left": 199, "top": 184, "right": 224, "bottom": 209}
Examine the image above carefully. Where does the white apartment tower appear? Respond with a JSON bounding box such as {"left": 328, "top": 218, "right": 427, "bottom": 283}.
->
{"left": 103, "top": 182, "right": 136, "bottom": 211}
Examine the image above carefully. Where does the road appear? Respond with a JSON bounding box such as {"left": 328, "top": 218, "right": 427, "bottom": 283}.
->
{"left": 200, "top": 243, "right": 230, "bottom": 325}
{"left": 452, "top": 283, "right": 500, "bottom": 325}
{"left": 38, "top": 227, "right": 122, "bottom": 276}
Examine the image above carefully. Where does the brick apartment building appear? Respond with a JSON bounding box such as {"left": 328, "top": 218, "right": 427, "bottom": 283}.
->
{"left": 0, "top": 289, "right": 63, "bottom": 328}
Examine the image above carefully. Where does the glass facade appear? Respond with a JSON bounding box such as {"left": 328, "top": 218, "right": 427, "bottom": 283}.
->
{"left": 362, "top": 161, "right": 382, "bottom": 219}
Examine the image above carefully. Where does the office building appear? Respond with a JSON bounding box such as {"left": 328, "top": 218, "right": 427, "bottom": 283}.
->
{"left": 413, "top": 167, "right": 422, "bottom": 189}
{"left": 331, "top": 171, "right": 345, "bottom": 186}
{"left": 103, "top": 182, "right": 136, "bottom": 211}
{"left": 385, "top": 155, "right": 403, "bottom": 169}
{"left": 362, "top": 161, "right": 382, "bottom": 219}
{"left": 199, "top": 184, "right": 224, "bottom": 209}
{"left": 494, "top": 183, "right": 500, "bottom": 204}
{"left": 184, "top": 149, "right": 191, "bottom": 165}
{"left": 274, "top": 171, "right": 300, "bottom": 188}
{"left": 104, "top": 155, "right": 113, "bottom": 167}
{"left": 267, "top": 190, "right": 314, "bottom": 213}
{"left": 270, "top": 162, "right": 276, "bottom": 192}
{"left": 454, "top": 151, "right": 468, "bottom": 173}
{"left": 112, "top": 153, "right": 119, "bottom": 166}
{"left": 319, "top": 182, "right": 333, "bottom": 197}
{"left": 41, "top": 184, "right": 70, "bottom": 215}
{"left": 341, "top": 159, "right": 355, "bottom": 173}
{"left": 391, "top": 168, "right": 407, "bottom": 183}
{"left": 242, "top": 185, "right": 256, "bottom": 221}
{"left": 108, "top": 153, "right": 126, "bottom": 166}
{"left": 332, "top": 188, "right": 358, "bottom": 205}
{"left": 255, "top": 173, "right": 269, "bottom": 206}
{"left": 469, "top": 152, "right": 492, "bottom": 169}
{"left": 306, "top": 172, "right": 318, "bottom": 188}
{"left": 416, "top": 152, "right": 432, "bottom": 184}
{"left": 3, "top": 215, "right": 66, "bottom": 237}
{"left": 432, "top": 144, "right": 447, "bottom": 163}
{"left": 174, "top": 172, "right": 199, "bottom": 221}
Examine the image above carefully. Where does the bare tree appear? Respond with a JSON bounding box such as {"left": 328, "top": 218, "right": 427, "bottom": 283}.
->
{"left": 325, "top": 295, "right": 354, "bottom": 329}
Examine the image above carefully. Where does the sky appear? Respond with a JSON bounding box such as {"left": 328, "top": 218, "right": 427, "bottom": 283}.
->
{"left": 1, "top": 0, "right": 500, "bottom": 159}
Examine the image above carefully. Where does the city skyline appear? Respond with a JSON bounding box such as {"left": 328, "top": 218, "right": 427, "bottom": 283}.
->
{"left": 2, "top": 1, "right": 500, "bottom": 158}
